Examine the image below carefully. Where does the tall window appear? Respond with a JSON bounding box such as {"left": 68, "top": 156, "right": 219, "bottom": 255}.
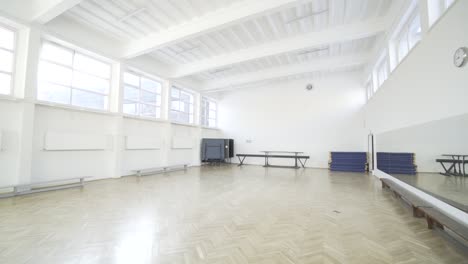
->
{"left": 170, "top": 86, "right": 194, "bottom": 124}
{"left": 395, "top": 9, "right": 421, "bottom": 64}
{"left": 200, "top": 97, "right": 217, "bottom": 127}
{"left": 374, "top": 53, "right": 389, "bottom": 90}
{"left": 0, "top": 26, "right": 15, "bottom": 95}
{"left": 428, "top": 0, "right": 455, "bottom": 27}
{"left": 365, "top": 77, "right": 374, "bottom": 101}
{"left": 123, "top": 71, "right": 162, "bottom": 118}
{"left": 37, "top": 41, "right": 111, "bottom": 110}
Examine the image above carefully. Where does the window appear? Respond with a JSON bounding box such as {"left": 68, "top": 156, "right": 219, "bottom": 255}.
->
{"left": 428, "top": 0, "right": 455, "bottom": 27}
{"left": 37, "top": 42, "right": 111, "bottom": 110}
{"left": 200, "top": 97, "right": 217, "bottom": 127}
{"left": 123, "top": 71, "right": 162, "bottom": 118}
{"left": 365, "top": 77, "right": 374, "bottom": 101}
{"left": 170, "top": 86, "right": 194, "bottom": 124}
{"left": 374, "top": 52, "right": 389, "bottom": 90}
{"left": 0, "top": 25, "right": 15, "bottom": 95}
{"left": 394, "top": 9, "right": 421, "bottom": 64}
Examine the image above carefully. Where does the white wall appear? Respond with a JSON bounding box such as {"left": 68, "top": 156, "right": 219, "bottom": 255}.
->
{"left": 365, "top": 0, "right": 468, "bottom": 134}
{"left": 218, "top": 73, "right": 367, "bottom": 168}
{"left": 376, "top": 113, "right": 468, "bottom": 172}
{"left": 0, "top": 100, "right": 23, "bottom": 186}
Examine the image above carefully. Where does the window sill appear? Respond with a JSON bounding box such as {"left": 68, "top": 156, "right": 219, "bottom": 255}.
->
{"left": 34, "top": 100, "right": 119, "bottom": 116}
{"left": 170, "top": 121, "right": 199, "bottom": 128}
{"left": 201, "top": 126, "right": 220, "bottom": 130}
{"left": 123, "top": 114, "right": 168, "bottom": 124}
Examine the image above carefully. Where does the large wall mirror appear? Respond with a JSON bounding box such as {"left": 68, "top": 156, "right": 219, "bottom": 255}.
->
{"left": 375, "top": 113, "right": 468, "bottom": 212}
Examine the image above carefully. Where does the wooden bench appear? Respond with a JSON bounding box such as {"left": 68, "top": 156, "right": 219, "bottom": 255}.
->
{"left": 133, "top": 164, "right": 188, "bottom": 177}
{"left": 0, "top": 176, "right": 90, "bottom": 198}
{"left": 381, "top": 178, "right": 468, "bottom": 242}
{"left": 381, "top": 178, "right": 432, "bottom": 217}
{"left": 236, "top": 152, "right": 310, "bottom": 169}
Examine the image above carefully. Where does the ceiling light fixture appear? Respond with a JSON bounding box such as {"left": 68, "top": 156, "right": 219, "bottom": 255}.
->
{"left": 209, "top": 68, "right": 232, "bottom": 74}
{"left": 285, "top": 9, "right": 329, "bottom": 24}
{"left": 118, "top": 7, "right": 147, "bottom": 22}
{"left": 175, "top": 46, "right": 200, "bottom": 55}
{"left": 297, "top": 47, "right": 329, "bottom": 55}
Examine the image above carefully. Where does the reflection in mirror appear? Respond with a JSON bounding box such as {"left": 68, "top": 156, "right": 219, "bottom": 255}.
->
{"left": 376, "top": 113, "right": 468, "bottom": 212}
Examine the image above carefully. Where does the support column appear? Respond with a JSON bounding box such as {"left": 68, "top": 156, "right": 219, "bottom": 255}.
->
{"left": 14, "top": 26, "right": 41, "bottom": 184}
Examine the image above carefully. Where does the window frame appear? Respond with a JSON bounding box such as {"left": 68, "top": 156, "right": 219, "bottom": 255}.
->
{"left": 393, "top": 7, "right": 421, "bottom": 66}
{"left": 37, "top": 40, "right": 112, "bottom": 111}
{"left": 169, "top": 85, "right": 195, "bottom": 125}
{"left": 373, "top": 51, "right": 390, "bottom": 91}
{"left": 122, "top": 70, "right": 163, "bottom": 119}
{"left": 200, "top": 96, "right": 218, "bottom": 128}
{"left": 0, "top": 23, "right": 17, "bottom": 97}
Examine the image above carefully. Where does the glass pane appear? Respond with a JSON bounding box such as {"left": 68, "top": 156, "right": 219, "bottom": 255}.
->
{"left": 179, "top": 101, "right": 186, "bottom": 113}
{"left": 141, "top": 77, "right": 161, "bottom": 93}
{"left": 171, "top": 100, "right": 180, "bottom": 111}
{"left": 38, "top": 61, "right": 72, "bottom": 86}
{"left": 141, "top": 90, "right": 157, "bottom": 104}
{"left": 209, "top": 102, "right": 217, "bottom": 110}
{"left": 180, "top": 91, "right": 191, "bottom": 102}
{"left": 0, "top": 72, "right": 11, "bottom": 95}
{"left": 208, "top": 119, "right": 216, "bottom": 127}
{"left": 73, "top": 53, "right": 110, "bottom": 79}
{"left": 72, "top": 71, "right": 109, "bottom": 94}
{"left": 171, "top": 87, "right": 180, "bottom": 98}
{"left": 140, "top": 104, "right": 156, "bottom": 117}
{"left": 180, "top": 113, "right": 189, "bottom": 123}
{"left": 124, "top": 72, "right": 139, "bottom": 86}
{"left": 37, "top": 82, "right": 71, "bottom": 104}
{"left": 189, "top": 114, "right": 193, "bottom": 124}
{"left": 156, "top": 95, "right": 161, "bottom": 106}
{"left": 201, "top": 115, "right": 207, "bottom": 126}
{"left": 0, "top": 27, "right": 14, "bottom": 50}
{"left": 123, "top": 100, "right": 138, "bottom": 115}
{"left": 397, "top": 36, "right": 408, "bottom": 62}
{"left": 408, "top": 15, "right": 422, "bottom": 49}
{"left": 124, "top": 86, "right": 139, "bottom": 101}
{"left": 41, "top": 43, "right": 73, "bottom": 66}
{"left": 0, "top": 49, "right": 13, "bottom": 73}
{"left": 189, "top": 104, "right": 194, "bottom": 114}
{"left": 170, "top": 110, "right": 178, "bottom": 121}
{"left": 72, "top": 89, "right": 107, "bottom": 110}
{"left": 209, "top": 110, "right": 216, "bottom": 119}
{"left": 155, "top": 107, "right": 161, "bottom": 118}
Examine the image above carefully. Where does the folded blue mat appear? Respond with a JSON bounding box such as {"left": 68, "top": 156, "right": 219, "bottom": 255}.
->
{"left": 377, "top": 152, "right": 417, "bottom": 175}
{"left": 329, "top": 152, "right": 368, "bottom": 172}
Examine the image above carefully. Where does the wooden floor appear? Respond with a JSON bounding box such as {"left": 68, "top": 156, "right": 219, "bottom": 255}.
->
{"left": 0, "top": 165, "right": 467, "bottom": 264}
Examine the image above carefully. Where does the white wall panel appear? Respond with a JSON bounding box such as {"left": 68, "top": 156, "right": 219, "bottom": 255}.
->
{"left": 125, "top": 135, "right": 162, "bottom": 150}
{"left": 44, "top": 131, "right": 110, "bottom": 151}
{"left": 172, "top": 136, "right": 193, "bottom": 149}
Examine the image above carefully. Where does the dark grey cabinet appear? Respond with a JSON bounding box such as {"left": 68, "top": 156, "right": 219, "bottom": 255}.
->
{"left": 201, "top": 138, "right": 234, "bottom": 162}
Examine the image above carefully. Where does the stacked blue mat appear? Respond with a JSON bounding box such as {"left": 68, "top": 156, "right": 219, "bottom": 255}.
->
{"left": 377, "top": 152, "right": 417, "bottom": 175}
{"left": 329, "top": 152, "right": 368, "bottom": 172}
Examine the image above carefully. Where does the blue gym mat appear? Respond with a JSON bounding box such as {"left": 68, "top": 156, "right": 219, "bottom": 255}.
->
{"left": 329, "top": 152, "right": 368, "bottom": 172}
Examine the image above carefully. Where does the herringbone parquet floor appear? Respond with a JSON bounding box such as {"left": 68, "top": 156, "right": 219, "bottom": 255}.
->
{"left": 0, "top": 165, "right": 466, "bottom": 264}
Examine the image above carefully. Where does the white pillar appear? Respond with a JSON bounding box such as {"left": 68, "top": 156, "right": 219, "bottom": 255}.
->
{"left": 14, "top": 26, "right": 41, "bottom": 184}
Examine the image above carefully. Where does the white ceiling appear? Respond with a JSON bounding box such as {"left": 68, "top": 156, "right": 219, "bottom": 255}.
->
{"left": 54, "top": 0, "right": 396, "bottom": 91}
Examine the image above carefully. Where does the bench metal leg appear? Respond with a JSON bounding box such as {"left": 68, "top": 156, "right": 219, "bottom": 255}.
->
{"left": 298, "top": 158, "right": 307, "bottom": 168}
{"left": 237, "top": 156, "right": 247, "bottom": 166}
{"left": 439, "top": 162, "right": 456, "bottom": 176}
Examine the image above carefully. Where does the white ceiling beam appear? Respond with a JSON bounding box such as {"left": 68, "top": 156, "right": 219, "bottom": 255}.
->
{"left": 121, "top": 0, "right": 301, "bottom": 58}
{"left": 33, "top": 0, "right": 83, "bottom": 24}
{"left": 171, "top": 17, "right": 386, "bottom": 78}
{"left": 201, "top": 53, "right": 370, "bottom": 91}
